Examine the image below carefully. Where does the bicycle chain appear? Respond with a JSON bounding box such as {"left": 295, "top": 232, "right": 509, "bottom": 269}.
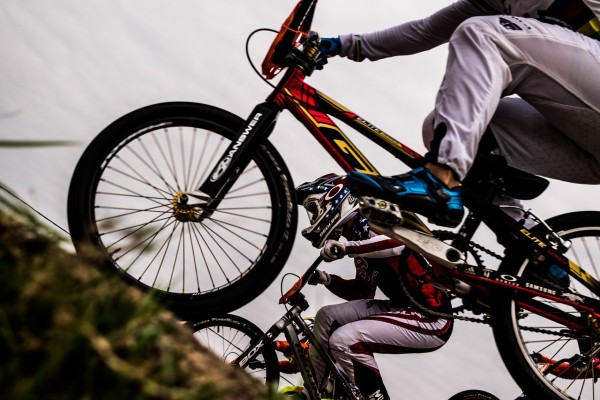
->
{"left": 404, "top": 232, "right": 580, "bottom": 338}
{"left": 434, "top": 229, "right": 504, "bottom": 263}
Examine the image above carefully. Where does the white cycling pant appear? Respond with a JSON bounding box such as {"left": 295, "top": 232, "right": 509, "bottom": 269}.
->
{"left": 426, "top": 15, "right": 600, "bottom": 184}
{"left": 309, "top": 299, "right": 451, "bottom": 391}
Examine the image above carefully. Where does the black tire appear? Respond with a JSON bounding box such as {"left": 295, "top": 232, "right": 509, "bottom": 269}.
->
{"left": 67, "top": 102, "right": 297, "bottom": 319}
{"left": 492, "top": 211, "right": 600, "bottom": 400}
{"left": 187, "top": 314, "right": 279, "bottom": 386}
{"left": 448, "top": 389, "right": 500, "bottom": 400}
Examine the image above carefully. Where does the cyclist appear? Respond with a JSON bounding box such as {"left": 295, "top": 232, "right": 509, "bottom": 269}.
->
{"left": 294, "top": 173, "right": 453, "bottom": 400}
{"left": 318, "top": 0, "right": 600, "bottom": 227}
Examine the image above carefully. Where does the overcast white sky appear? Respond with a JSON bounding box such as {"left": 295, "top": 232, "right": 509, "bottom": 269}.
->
{"left": 2, "top": 1, "right": 599, "bottom": 399}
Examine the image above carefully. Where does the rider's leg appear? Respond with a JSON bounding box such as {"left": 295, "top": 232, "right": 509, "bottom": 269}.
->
{"left": 309, "top": 299, "right": 392, "bottom": 392}
{"left": 328, "top": 307, "right": 452, "bottom": 400}
{"left": 423, "top": 96, "right": 600, "bottom": 185}
{"left": 347, "top": 15, "right": 600, "bottom": 224}
{"left": 429, "top": 15, "right": 600, "bottom": 181}
{"left": 484, "top": 98, "right": 600, "bottom": 184}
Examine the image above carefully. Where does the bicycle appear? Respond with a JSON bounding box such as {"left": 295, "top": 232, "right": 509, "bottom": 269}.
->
{"left": 67, "top": 1, "right": 600, "bottom": 398}
{"left": 186, "top": 256, "right": 363, "bottom": 400}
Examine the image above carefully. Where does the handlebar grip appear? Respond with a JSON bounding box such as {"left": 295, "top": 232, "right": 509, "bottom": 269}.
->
{"left": 309, "top": 270, "right": 321, "bottom": 282}
{"left": 330, "top": 245, "right": 341, "bottom": 257}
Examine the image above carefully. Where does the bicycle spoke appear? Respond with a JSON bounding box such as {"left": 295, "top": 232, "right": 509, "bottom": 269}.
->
{"left": 96, "top": 191, "right": 166, "bottom": 201}
{"left": 210, "top": 218, "right": 266, "bottom": 250}
{"left": 136, "top": 135, "right": 179, "bottom": 194}
{"left": 121, "top": 217, "right": 177, "bottom": 274}
{"left": 188, "top": 222, "right": 216, "bottom": 290}
{"left": 98, "top": 178, "right": 169, "bottom": 208}
{"left": 96, "top": 204, "right": 170, "bottom": 223}
{"left": 210, "top": 217, "right": 269, "bottom": 238}
{"left": 150, "top": 220, "right": 180, "bottom": 290}
{"left": 216, "top": 326, "right": 245, "bottom": 358}
{"left": 218, "top": 191, "right": 271, "bottom": 201}
{"left": 111, "top": 152, "right": 172, "bottom": 199}
{"left": 192, "top": 222, "right": 238, "bottom": 281}
{"left": 161, "top": 129, "right": 182, "bottom": 192}
{"left": 201, "top": 222, "right": 254, "bottom": 266}
{"left": 178, "top": 127, "right": 190, "bottom": 192}
{"left": 100, "top": 214, "right": 172, "bottom": 250}
{"left": 227, "top": 176, "right": 266, "bottom": 195}
{"left": 210, "top": 208, "right": 272, "bottom": 224}
{"left": 191, "top": 132, "right": 228, "bottom": 191}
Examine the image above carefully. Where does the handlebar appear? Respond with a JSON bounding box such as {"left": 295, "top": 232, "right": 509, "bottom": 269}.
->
{"left": 261, "top": 0, "right": 319, "bottom": 79}
{"left": 279, "top": 256, "right": 324, "bottom": 304}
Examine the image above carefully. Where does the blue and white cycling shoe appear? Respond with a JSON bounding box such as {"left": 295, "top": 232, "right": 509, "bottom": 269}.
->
{"left": 346, "top": 167, "right": 464, "bottom": 228}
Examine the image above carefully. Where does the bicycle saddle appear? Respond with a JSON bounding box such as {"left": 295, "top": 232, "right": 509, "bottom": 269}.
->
{"left": 464, "top": 154, "right": 550, "bottom": 200}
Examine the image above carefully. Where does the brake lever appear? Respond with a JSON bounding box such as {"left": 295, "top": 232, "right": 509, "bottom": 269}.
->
{"left": 279, "top": 256, "right": 324, "bottom": 304}
{"left": 300, "top": 30, "right": 320, "bottom": 45}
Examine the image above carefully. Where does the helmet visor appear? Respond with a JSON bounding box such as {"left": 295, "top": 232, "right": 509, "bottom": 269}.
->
{"left": 303, "top": 198, "right": 321, "bottom": 225}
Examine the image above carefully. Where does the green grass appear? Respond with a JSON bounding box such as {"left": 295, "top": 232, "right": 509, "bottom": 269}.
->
{"left": 0, "top": 207, "right": 275, "bottom": 399}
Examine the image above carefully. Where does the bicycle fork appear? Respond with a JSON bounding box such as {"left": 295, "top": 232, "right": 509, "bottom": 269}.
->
{"left": 185, "top": 102, "right": 281, "bottom": 217}
{"left": 292, "top": 314, "right": 364, "bottom": 400}
{"left": 233, "top": 302, "right": 321, "bottom": 398}
{"left": 283, "top": 314, "right": 321, "bottom": 400}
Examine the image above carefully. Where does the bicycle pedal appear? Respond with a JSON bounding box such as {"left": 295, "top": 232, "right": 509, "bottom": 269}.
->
{"left": 358, "top": 196, "right": 403, "bottom": 225}
{"left": 278, "top": 360, "right": 300, "bottom": 374}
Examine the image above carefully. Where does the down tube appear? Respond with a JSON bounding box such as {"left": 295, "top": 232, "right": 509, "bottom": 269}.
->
{"left": 315, "top": 89, "right": 424, "bottom": 170}
{"left": 271, "top": 75, "right": 433, "bottom": 233}
{"left": 274, "top": 81, "right": 380, "bottom": 175}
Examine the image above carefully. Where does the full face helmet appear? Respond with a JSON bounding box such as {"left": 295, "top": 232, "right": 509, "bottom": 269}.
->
{"left": 295, "top": 173, "right": 359, "bottom": 248}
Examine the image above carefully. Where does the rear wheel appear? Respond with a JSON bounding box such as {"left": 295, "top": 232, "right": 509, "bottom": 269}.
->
{"left": 493, "top": 211, "right": 600, "bottom": 400}
{"left": 187, "top": 314, "right": 279, "bottom": 386}
{"left": 447, "top": 389, "right": 500, "bottom": 400}
{"left": 67, "top": 102, "right": 297, "bottom": 318}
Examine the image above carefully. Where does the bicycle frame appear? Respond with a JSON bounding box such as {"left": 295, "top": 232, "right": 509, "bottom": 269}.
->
{"left": 200, "top": 57, "right": 600, "bottom": 311}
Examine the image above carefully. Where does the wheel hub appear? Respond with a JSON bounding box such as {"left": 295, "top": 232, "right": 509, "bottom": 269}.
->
{"left": 172, "top": 192, "right": 202, "bottom": 222}
{"left": 587, "top": 314, "right": 600, "bottom": 336}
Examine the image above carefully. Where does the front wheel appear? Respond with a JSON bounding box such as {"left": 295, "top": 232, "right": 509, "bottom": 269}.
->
{"left": 187, "top": 314, "right": 280, "bottom": 387}
{"left": 493, "top": 211, "right": 600, "bottom": 400}
{"left": 67, "top": 102, "right": 297, "bottom": 319}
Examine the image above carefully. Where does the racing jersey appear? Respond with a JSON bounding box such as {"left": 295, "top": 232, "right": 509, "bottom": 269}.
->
{"left": 325, "top": 218, "right": 450, "bottom": 311}
{"left": 339, "top": 0, "right": 600, "bottom": 61}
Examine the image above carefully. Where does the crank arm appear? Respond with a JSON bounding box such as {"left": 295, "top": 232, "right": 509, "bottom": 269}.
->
{"left": 369, "top": 221, "right": 465, "bottom": 269}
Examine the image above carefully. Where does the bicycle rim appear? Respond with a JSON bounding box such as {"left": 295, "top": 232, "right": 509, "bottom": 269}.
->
{"left": 447, "top": 389, "right": 500, "bottom": 400}
{"left": 493, "top": 211, "right": 600, "bottom": 399}
{"left": 187, "top": 314, "right": 280, "bottom": 386}
{"left": 68, "top": 102, "right": 297, "bottom": 317}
